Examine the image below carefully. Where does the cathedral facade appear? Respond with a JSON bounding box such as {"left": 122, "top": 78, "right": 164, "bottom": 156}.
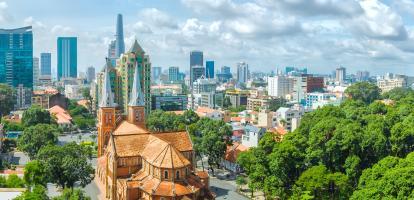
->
{"left": 96, "top": 64, "right": 212, "bottom": 200}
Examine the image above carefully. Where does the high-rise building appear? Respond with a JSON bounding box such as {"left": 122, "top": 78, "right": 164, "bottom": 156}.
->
{"left": 107, "top": 40, "right": 117, "bottom": 66}
{"left": 115, "top": 14, "right": 125, "bottom": 58}
{"left": 267, "top": 76, "right": 293, "bottom": 98}
{"left": 292, "top": 75, "right": 324, "bottom": 105}
{"left": 0, "top": 26, "right": 33, "bottom": 88}
{"left": 0, "top": 26, "right": 33, "bottom": 109}
{"left": 237, "top": 62, "right": 249, "bottom": 84}
{"left": 87, "top": 66, "right": 96, "bottom": 83}
{"left": 356, "top": 70, "right": 370, "bottom": 82}
{"left": 191, "top": 65, "right": 205, "bottom": 85}
{"left": 190, "top": 51, "right": 203, "bottom": 86}
{"left": 206, "top": 61, "right": 214, "bottom": 79}
{"left": 217, "top": 66, "right": 232, "bottom": 83}
{"left": 336, "top": 67, "right": 346, "bottom": 84}
{"left": 168, "top": 66, "right": 180, "bottom": 82}
{"left": 57, "top": 37, "right": 77, "bottom": 80}
{"left": 97, "top": 40, "right": 151, "bottom": 115}
{"left": 33, "top": 57, "right": 39, "bottom": 87}
{"left": 40, "top": 53, "right": 51, "bottom": 76}
{"left": 151, "top": 66, "right": 162, "bottom": 83}
{"left": 190, "top": 50, "right": 203, "bottom": 67}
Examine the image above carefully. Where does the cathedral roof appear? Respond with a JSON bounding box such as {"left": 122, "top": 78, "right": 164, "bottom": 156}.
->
{"left": 128, "top": 65, "right": 145, "bottom": 107}
{"left": 152, "top": 132, "right": 193, "bottom": 152}
{"left": 113, "top": 121, "right": 149, "bottom": 135}
{"left": 141, "top": 136, "right": 191, "bottom": 169}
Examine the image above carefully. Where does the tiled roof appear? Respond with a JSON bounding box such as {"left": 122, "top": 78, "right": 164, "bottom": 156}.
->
{"left": 225, "top": 142, "right": 249, "bottom": 163}
{"left": 113, "top": 134, "right": 150, "bottom": 157}
{"left": 141, "top": 136, "right": 191, "bottom": 169}
{"left": 130, "top": 172, "right": 201, "bottom": 197}
{"left": 49, "top": 105, "right": 72, "bottom": 124}
{"left": 153, "top": 132, "right": 193, "bottom": 152}
{"left": 113, "top": 121, "right": 149, "bottom": 135}
{"left": 196, "top": 107, "right": 217, "bottom": 114}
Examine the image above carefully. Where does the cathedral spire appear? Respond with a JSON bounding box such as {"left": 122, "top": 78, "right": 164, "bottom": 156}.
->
{"left": 129, "top": 66, "right": 145, "bottom": 107}
{"left": 100, "top": 61, "right": 115, "bottom": 108}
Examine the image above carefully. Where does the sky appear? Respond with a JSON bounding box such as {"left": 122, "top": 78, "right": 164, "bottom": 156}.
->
{"left": 1, "top": 0, "right": 414, "bottom": 76}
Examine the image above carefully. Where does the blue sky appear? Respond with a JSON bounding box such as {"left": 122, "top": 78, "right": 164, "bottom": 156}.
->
{"left": 2, "top": 0, "right": 414, "bottom": 76}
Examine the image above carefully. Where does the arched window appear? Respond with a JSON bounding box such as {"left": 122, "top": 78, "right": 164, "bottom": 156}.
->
{"left": 185, "top": 168, "right": 189, "bottom": 176}
{"left": 164, "top": 171, "right": 169, "bottom": 179}
{"left": 176, "top": 171, "right": 180, "bottom": 179}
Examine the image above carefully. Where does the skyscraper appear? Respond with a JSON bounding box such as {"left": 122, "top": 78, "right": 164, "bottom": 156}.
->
{"left": 190, "top": 50, "right": 203, "bottom": 67}
{"left": 336, "top": 67, "right": 346, "bottom": 84}
{"left": 0, "top": 26, "right": 33, "bottom": 88}
{"left": 57, "top": 37, "right": 77, "bottom": 80}
{"left": 40, "top": 53, "right": 51, "bottom": 76}
{"left": 87, "top": 66, "right": 95, "bottom": 83}
{"left": 206, "top": 61, "right": 214, "bottom": 79}
{"left": 168, "top": 67, "right": 180, "bottom": 82}
{"left": 107, "top": 40, "right": 117, "bottom": 66}
{"left": 0, "top": 26, "right": 33, "bottom": 109}
{"left": 151, "top": 66, "right": 162, "bottom": 83}
{"left": 115, "top": 14, "right": 125, "bottom": 58}
{"left": 190, "top": 51, "right": 204, "bottom": 86}
{"left": 237, "top": 62, "right": 249, "bottom": 84}
{"left": 268, "top": 76, "right": 293, "bottom": 97}
{"left": 33, "top": 57, "right": 39, "bottom": 87}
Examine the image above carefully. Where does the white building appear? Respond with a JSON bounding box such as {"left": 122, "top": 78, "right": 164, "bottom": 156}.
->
{"left": 64, "top": 85, "right": 83, "bottom": 100}
{"left": 377, "top": 77, "right": 407, "bottom": 93}
{"left": 241, "top": 125, "right": 265, "bottom": 148}
{"left": 237, "top": 62, "right": 249, "bottom": 84}
{"left": 267, "top": 76, "right": 293, "bottom": 98}
{"left": 336, "top": 67, "right": 346, "bottom": 84}
{"left": 305, "top": 92, "right": 338, "bottom": 108}
{"left": 192, "top": 78, "right": 217, "bottom": 94}
{"left": 33, "top": 57, "right": 39, "bottom": 87}
{"left": 276, "top": 104, "right": 308, "bottom": 132}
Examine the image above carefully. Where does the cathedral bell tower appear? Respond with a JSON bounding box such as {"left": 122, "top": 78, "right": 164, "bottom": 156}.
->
{"left": 97, "top": 62, "right": 116, "bottom": 157}
{"left": 127, "top": 65, "right": 146, "bottom": 127}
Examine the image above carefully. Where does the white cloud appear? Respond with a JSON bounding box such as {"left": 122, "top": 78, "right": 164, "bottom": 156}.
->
{"left": 0, "top": 1, "right": 12, "bottom": 23}
{"left": 346, "top": 0, "right": 408, "bottom": 41}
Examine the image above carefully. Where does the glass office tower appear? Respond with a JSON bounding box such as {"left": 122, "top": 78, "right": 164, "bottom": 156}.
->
{"left": 57, "top": 37, "right": 77, "bottom": 80}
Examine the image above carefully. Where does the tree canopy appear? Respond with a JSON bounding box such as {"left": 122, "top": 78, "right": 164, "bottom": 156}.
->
{"left": 344, "top": 82, "right": 380, "bottom": 104}
{"left": 237, "top": 86, "right": 414, "bottom": 199}
{"left": 0, "top": 84, "right": 15, "bottom": 117}
{"left": 36, "top": 143, "right": 94, "bottom": 188}
{"left": 21, "top": 106, "right": 56, "bottom": 127}
{"left": 17, "top": 124, "right": 60, "bottom": 159}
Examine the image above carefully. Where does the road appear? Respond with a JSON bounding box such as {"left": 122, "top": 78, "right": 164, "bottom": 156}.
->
{"left": 210, "top": 177, "right": 248, "bottom": 200}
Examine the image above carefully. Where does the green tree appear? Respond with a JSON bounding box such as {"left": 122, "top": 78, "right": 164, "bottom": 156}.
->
{"left": 36, "top": 143, "right": 94, "bottom": 188}
{"left": 344, "top": 82, "right": 380, "bottom": 104}
{"left": 13, "top": 185, "right": 49, "bottom": 200}
{"left": 351, "top": 152, "right": 414, "bottom": 199}
{"left": 235, "top": 176, "right": 247, "bottom": 191}
{"left": 182, "top": 110, "right": 199, "bottom": 125}
{"left": 292, "top": 165, "right": 351, "bottom": 200}
{"left": 22, "top": 106, "right": 56, "bottom": 127}
{"left": 6, "top": 174, "right": 25, "bottom": 188}
{"left": 81, "top": 87, "right": 94, "bottom": 114}
{"left": 200, "top": 130, "right": 227, "bottom": 175}
{"left": 269, "top": 97, "right": 287, "bottom": 112}
{"left": 24, "top": 160, "right": 48, "bottom": 187}
{"left": 53, "top": 188, "right": 91, "bottom": 200}
{"left": 0, "top": 84, "right": 15, "bottom": 117}
{"left": 17, "top": 124, "right": 59, "bottom": 159}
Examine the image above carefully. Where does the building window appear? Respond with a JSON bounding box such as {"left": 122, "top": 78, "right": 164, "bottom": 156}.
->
{"left": 185, "top": 168, "right": 189, "bottom": 176}
{"left": 164, "top": 171, "right": 169, "bottom": 179}
{"left": 176, "top": 171, "right": 180, "bottom": 179}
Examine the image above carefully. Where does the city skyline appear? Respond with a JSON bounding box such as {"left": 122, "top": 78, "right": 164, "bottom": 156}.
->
{"left": 2, "top": 0, "right": 414, "bottom": 75}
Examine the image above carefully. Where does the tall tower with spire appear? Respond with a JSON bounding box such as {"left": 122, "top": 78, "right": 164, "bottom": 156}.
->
{"left": 97, "top": 64, "right": 116, "bottom": 157}
{"left": 127, "top": 66, "right": 146, "bottom": 127}
{"left": 115, "top": 14, "right": 125, "bottom": 58}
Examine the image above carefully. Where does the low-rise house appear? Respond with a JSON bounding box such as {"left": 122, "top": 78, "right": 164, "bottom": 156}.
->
{"left": 195, "top": 107, "right": 223, "bottom": 120}
{"left": 276, "top": 104, "right": 308, "bottom": 132}
{"left": 222, "top": 142, "right": 249, "bottom": 173}
{"left": 49, "top": 105, "right": 73, "bottom": 128}
{"left": 241, "top": 125, "right": 266, "bottom": 148}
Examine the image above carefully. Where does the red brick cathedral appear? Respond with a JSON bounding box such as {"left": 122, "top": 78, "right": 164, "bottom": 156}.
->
{"left": 96, "top": 63, "right": 213, "bottom": 200}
